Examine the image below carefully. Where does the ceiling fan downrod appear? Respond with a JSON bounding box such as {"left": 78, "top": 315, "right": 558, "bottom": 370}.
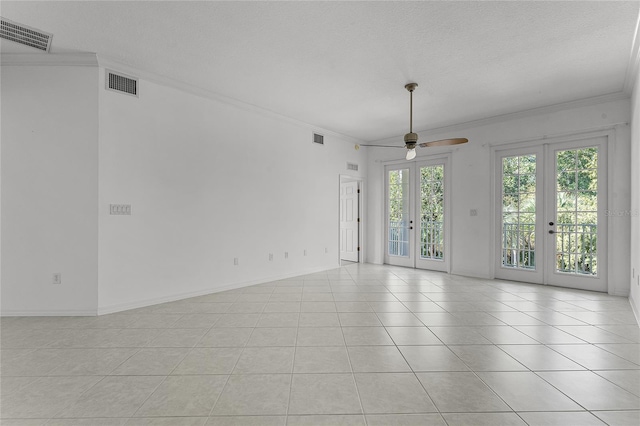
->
{"left": 405, "top": 82, "right": 418, "bottom": 134}
{"left": 404, "top": 83, "right": 419, "bottom": 159}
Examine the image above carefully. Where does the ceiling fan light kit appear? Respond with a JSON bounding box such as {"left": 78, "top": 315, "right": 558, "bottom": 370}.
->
{"left": 356, "top": 83, "right": 469, "bottom": 159}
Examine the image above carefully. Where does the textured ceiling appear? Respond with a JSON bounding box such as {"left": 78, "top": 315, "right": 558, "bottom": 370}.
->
{"left": 2, "top": 1, "right": 639, "bottom": 142}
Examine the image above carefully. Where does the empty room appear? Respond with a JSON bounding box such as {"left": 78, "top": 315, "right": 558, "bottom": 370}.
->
{"left": 1, "top": 1, "right": 640, "bottom": 425}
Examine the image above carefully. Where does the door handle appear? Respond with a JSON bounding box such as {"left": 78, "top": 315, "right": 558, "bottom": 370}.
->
{"left": 548, "top": 230, "right": 556, "bottom": 234}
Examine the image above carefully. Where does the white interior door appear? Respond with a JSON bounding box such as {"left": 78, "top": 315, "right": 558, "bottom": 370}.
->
{"left": 340, "top": 181, "right": 359, "bottom": 262}
{"left": 385, "top": 158, "right": 450, "bottom": 271}
{"left": 495, "top": 137, "right": 607, "bottom": 292}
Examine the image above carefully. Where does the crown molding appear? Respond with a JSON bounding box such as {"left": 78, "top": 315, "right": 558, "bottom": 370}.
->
{"left": 623, "top": 11, "right": 640, "bottom": 94}
{"left": 371, "top": 91, "right": 630, "bottom": 145}
{"left": 0, "top": 51, "right": 363, "bottom": 145}
{"left": 423, "top": 92, "right": 630, "bottom": 136}
{"left": 0, "top": 52, "right": 98, "bottom": 67}
{"left": 96, "top": 55, "right": 364, "bottom": 145}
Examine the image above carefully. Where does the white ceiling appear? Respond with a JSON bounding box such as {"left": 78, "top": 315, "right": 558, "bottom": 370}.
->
{"left": 2, "top": 1, "right": 639, "bottom": 142}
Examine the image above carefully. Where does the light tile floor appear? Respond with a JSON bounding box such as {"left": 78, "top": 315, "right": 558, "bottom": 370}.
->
{"left": 1, "top": 263, "right": 639, "bottom": 425}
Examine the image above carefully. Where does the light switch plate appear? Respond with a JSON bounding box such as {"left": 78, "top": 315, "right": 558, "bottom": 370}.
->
{"left": 110, "top": 204, "right": 131, "bottom": 215}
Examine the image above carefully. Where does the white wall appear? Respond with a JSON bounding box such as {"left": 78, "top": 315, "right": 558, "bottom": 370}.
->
{"left": 366, "top": 97, "right": 632, "bottom": 296}
{"left": 1, "top": 55, "right": 365, "bottom": 316}
{"left": 1, "top": 61, "right": 100, "bottom": 315}
{"left": 97, "top": 66, "right": 366, "bottom": 313}
{"left": 630, "top": 70, "right": 640, "bottom": 318}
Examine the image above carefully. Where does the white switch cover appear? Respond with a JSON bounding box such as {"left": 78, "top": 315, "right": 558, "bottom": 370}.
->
{"left": 110, "top": 204, "right": 132, "bottom": 215}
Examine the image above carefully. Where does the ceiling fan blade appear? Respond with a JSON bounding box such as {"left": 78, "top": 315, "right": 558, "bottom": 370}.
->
{"left": 419, "top": 138, "right": 469, "bottom": 148}
{"left": 357, "top": 144, "right": 406, "bottom": 148}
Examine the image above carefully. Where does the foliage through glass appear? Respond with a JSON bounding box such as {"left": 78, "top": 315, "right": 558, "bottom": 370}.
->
{"left": 420, "top": 165, "right": 444, "bottom": 260}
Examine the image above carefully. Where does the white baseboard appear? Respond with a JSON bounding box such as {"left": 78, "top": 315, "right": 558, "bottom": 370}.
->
{"left": 630, "top": 294, "right": 640, "bottom": 325}
{"left": 97, "top": 264, "right": 335, "bottom": 316}
{"left": 0, "top": 309, "right": 97, "bottom": 317}
{"left": 609, "top": 290, "right": 631, "bottom": 297}
{"left": 450, "top": 268, "right": 492, "bottom": 280}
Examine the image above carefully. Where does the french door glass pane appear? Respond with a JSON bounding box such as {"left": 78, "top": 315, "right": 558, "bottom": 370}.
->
{"left": 388, "top": 168, "right": 410, "bottom": 257}
{"left": 502, "top": 155, "right": 536, "bottom": 269}
{"left": 420, "top": 165, "right": 444, "bottom": 260}
{"left": 555, "top": 147, "right": 598, "bottom": 275}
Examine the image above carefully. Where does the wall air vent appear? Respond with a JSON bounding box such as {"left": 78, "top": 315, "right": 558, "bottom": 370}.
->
{"left": 106, "top": 70, "right": 138, "bottom": 97}
{"left": 313, "top": 133, "right": 324, "bottom": 145}
{"left": 0, "top": 17, "right": 53, "bottom": 52}
{"left": 347, "top": 162, "right": 359, "bottom": 171}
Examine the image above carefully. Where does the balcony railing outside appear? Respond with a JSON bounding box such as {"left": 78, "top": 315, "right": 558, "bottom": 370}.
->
{"left": 388, "top": 221, "right": 409, "bottom": 257}
{"left": 502, "top": 222, "right": 597, "bottom": 275}
{"left": 389, "top": 220, "right": 444, "bottom": 260}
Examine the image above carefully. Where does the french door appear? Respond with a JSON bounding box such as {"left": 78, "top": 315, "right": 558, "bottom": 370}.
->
{"left": 495, "top": 137, "right": 607, "bottom": 292}
{"left": 385, "top": 158, "right": 450, "bottom": 272}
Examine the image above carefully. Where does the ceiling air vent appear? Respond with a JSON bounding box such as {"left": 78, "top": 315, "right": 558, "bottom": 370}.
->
{"left": 106, "top": 70, "right": 138, "bottom": 97}
{"left": 347, "top": 163, "right": 359, "bottom": 172}
{"left": 0, "top": 17, "right": 52, "bottom": 52}
{"left": 312, "top": 133, "right": 324, "bottom": 145}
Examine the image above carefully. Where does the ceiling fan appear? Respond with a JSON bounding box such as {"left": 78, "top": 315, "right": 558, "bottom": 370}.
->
{"left": 356, "top": 83, "right": 468, "bottom": 160}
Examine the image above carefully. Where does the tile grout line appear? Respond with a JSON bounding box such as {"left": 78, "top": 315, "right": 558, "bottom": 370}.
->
{"left": 341, "top": 267, "right": 370, "bottom": 425}
{"left": 204, "top": 287, "right": 268, "bottom": 420}
{"left": 284, "top": 292, "right": 303, "bottom": 423}
{"left": 1, "top": 263, "right": 638, "bottom": 424}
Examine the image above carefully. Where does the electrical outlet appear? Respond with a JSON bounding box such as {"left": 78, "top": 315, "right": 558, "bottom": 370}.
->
{"left": 304, "top": 249, "right": 307, "bottom": 256}
{"left": 269, "top": 253, "right": 273, "bottom": 261}
{"left": 234, "top": 258, "right": 239, "bottom": 266}
{"left": 470, "top": 209, "right": 478, "bottom": 216}
{"left": 52, "top": 273, "right": 62, "bottom": 285}
{"left": 285, "top": 252, "right": 289, "bottom": 259}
